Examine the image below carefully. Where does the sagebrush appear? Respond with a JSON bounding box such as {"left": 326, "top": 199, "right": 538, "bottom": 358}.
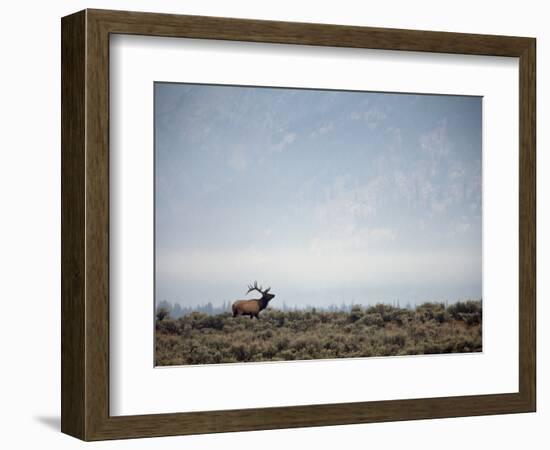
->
{"left": 155, "top": 301, "right": 482, "bottom": 365}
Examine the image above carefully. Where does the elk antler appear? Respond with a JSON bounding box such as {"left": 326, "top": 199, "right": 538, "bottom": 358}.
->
{"left": 246, "top": 281, "right": 268, "bottom": 295}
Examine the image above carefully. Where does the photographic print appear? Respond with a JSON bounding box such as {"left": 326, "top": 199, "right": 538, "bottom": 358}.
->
{"left": 154, "top": 82, "right": 482, "bottom": 366}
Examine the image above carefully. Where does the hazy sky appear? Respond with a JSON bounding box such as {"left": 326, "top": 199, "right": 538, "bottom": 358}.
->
{"left": 155, "top": 82, "right": 482, "bottom": 308}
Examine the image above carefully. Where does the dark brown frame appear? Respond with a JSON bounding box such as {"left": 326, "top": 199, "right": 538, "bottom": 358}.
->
{"left": 61, "top": 8, "right": 536, "bottom": 441}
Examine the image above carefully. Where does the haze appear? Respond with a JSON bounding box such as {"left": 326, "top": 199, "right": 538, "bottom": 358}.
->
{"left": 155, "top": 82, "right": 482, "bottom": 308}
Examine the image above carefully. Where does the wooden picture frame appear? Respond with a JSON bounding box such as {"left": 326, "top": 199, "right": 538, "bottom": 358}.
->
{"left": 61, "top": 8, "right": 536, "bottom": 441}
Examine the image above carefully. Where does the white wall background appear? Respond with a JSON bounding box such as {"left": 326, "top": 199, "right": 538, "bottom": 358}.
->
{"left": 0, "top": 0, "right": 546, "bottom": 448}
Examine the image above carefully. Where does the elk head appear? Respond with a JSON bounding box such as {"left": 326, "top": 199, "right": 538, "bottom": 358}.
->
{"left": 246, "top": 281, "right": 275, "bottom": 304}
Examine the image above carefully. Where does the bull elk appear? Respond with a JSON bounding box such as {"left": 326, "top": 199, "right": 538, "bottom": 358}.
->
{"left": 232, "top": 281, "right": 275, "bottom": 319}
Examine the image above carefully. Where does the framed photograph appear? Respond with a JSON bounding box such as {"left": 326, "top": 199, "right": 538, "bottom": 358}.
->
{"left": 61, "top": 9, "right": 536, "bottom": 441}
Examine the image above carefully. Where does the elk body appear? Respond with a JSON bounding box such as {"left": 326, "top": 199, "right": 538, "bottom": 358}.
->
{"left": 232, "top": 281, "right": 275, "bottom": 319}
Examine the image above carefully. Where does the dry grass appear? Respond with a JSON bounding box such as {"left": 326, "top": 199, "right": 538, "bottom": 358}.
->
{"left": 155, "top": 301, "right": 482, "bottom": 366}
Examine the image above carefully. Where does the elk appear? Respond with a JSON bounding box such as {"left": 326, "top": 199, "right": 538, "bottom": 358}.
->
{"left": 232, "top": 281, "right": 275, "bottom": 319}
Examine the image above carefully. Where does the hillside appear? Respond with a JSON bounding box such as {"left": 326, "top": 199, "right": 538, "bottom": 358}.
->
{"left": 155, "top": 301, "right": 482, "bottom": 366}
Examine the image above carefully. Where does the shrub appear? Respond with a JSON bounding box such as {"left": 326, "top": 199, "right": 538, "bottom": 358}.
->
{"left": 156, "top": 307, "right": 170, "bottom": 322}
{"left": 349, "top": 305, "right": 364, "bottom": 323}
{"left": 157, "top": 318, "right": 179, "bottom": 334}
{"left": 458, "top": 312, "right": 481, "bottom": 326}
{"left": 360, "top": 313, "right": 385, "bottom": 327}
{"left": 366, "top": 304, "right": 400, "bottom": 322}
{"left": 434, "top": 309, "right": 451, "bottom": 323}
{"left": 201, "top": 315, "right": 225, "bottom": 330}
{"left": 155, "top": 301, "right": 482, "bottom": 365}
{"left": 448, "top": 301, "right": 482, "bottom": 318}
{"left": 384, "top": 331, "right": 407, "bottom": 347}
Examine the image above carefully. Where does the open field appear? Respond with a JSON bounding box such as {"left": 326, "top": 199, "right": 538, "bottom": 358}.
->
{"left": 155, "top": 301, "right": 482, "bottom": 366}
